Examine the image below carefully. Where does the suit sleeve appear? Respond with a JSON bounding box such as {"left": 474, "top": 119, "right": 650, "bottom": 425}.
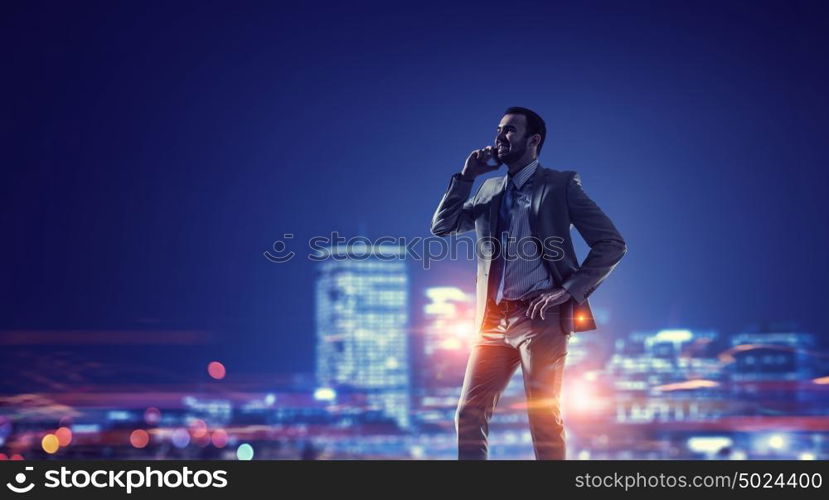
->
{"left": 560, "top": 172, "right": 627, "bottom": 304}
{"left": 430, "top": 173, "right": 478, "bottom": 237}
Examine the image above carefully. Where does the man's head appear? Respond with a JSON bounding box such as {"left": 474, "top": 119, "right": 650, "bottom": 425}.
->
{"left": 495, "top": 106, "right": 546, "bottom": 167}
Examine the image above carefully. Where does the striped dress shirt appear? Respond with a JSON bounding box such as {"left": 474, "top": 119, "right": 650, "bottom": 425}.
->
{"left": 496, "top": 159, "right": 554, "bottom": 302}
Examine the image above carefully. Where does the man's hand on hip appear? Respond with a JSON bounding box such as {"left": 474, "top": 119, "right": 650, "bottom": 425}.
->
{"left": 526, "top": 288, "right": 571, "bottom": 320}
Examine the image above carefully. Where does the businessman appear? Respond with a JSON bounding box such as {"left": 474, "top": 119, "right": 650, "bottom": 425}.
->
{"left": 430, "top": 107, "right": 626, "bottom": 460}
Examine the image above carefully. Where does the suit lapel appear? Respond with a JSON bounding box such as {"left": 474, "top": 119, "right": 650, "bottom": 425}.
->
{"left": 529, "top": 165, "right": 563, "bottom": 285}
{"left": 529, "top": 164, "right": 546, "bottom": 237}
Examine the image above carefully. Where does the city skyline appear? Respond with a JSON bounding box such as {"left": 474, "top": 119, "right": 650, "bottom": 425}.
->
{"left": 4, "top": 1, "right": 828, "bottom": 378}
{"left": 3, "top": 0, "right": 827, "bottom": 461}
{"left": 3, "top": 271, "right": 825, "bottom": 459}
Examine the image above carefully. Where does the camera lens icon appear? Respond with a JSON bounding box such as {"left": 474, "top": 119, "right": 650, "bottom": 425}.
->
{"left": 6, "top": 466, "right": 35, "bottom": 494}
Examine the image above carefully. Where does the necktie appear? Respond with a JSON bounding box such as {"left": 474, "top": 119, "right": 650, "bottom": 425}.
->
{"left": 488, "top": 178, "right": 516, "bottom": 304}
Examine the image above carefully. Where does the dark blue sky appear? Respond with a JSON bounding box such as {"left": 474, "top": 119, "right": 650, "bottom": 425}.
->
{"left": 3, "top": 0, "right": 827, "bottom": 377}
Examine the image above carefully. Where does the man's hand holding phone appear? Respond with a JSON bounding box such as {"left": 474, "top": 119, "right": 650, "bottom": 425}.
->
{"left": 460, "top": 146, "right": 501, "bottom": 180}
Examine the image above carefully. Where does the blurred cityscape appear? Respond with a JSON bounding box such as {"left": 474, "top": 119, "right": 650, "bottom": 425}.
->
{"left": 1, "top": 244, "right": 828, "bottom": 460}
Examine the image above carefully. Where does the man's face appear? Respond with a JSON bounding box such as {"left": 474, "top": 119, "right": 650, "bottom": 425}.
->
{"left": 495, "top": 114, "right": 535, "bottom": 164}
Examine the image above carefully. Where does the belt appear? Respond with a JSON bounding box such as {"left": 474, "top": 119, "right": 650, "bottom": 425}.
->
{"left": 489, "top": 297, "right": 531, "bottom": 312}
{"left": 489, "top": 290, "right": 547, "bottom": 311}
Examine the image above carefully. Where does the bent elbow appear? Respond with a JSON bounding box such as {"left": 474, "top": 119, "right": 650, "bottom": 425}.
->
{"left": 430, "top": 221, "right": 449, "bottom": 237}
{"left": 596, "top": 237, "right": 627, "bottom": 263}
{"left": 614, "top": 240, "right": 628, "bottom": 264}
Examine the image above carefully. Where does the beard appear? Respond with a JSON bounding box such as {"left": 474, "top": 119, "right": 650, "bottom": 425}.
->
{"left": 497, "top": 139, "right": 528, "bottom": 165}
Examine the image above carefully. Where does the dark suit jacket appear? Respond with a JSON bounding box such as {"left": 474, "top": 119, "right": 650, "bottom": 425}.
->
{"left": 430, "top": 164, "right": 626, "bottom": 334}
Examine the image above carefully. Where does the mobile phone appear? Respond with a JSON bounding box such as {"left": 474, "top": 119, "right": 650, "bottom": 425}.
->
{"left": 485, "top": 146, "right": 501, "bottom": 167}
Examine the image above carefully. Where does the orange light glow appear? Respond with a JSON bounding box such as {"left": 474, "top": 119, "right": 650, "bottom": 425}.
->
{"left": 130, "top": 429, "right": 150, "bottom": 448}
{"left": 576, "top": 314, "right": 586, "bottom": 323}
{"left": 655, "top": 379, "right": 720, "bottom": 391}
{"left": 207, "top": 361, "right": 226, "bottom": 380}
{"left": 564, "top": 380, "right": 605, "bottom": 413}
{"left": 720, "top": 343, "right": 797, "bottom": 364}
{"left": 509, "top": 397, "right": 561, "bottom": 410}
{"left": 814, "top": 376, "right": 829, "bottom": 385}
{"left": 42, "top": 434, "right": 59, "bottom": 454}
{"left": 55, "top": 426, "right": 72, "bottom": 447}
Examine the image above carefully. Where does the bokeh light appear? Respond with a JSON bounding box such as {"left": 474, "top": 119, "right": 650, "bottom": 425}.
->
{"left": 189, "top": 419, "right": 208, "bottom": 438}
{"left": 42, "top": 433, "right": 59, "bottom": 454}
{"left": 0, "top": 416, "right": 11, "bottom": 440}
{"left": 10, "top": 454, "right": 23, "bottom": 460}
{"left": 130, "top": 429, "right": 150, "bottom": 448}
{"left": 688, "top": 436, "right": 732, "bottom": 454}
{"left": 188, "top": 418, "right": 210, "bottom": 446}
{"left": 313, "top": 387, "right": 336, "bottom": 401}
{"left": 144, "top": 407, "right": 161, "bottom": 425}
{"left": 207, "top": 361, "right": 226, "bottom": 380}
{"left": 171, "top": 428, "right": 191, "bottom": 448}
{"left": 768, "top": 434, "right": 786, "bottom": 450}
{"left": 0, "top": 453, "right": 7, "bottom": 460}
{"left": 211, "top": 429, "right": 229, "bottom": 448}
{"left": 236, "top": 443, "right": 254, "bottom": 460}
{"left": 55, "top": 427, "right": 72, "bottom": 447}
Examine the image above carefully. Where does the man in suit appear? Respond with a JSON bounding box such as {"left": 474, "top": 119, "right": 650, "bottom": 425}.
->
{"left": 430, "top": 107, "right": 626, "bottom": 460}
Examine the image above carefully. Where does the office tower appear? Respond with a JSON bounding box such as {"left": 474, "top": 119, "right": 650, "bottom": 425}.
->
{"left": 315, "top": 244, "right": 410, "bottom": 428}
{"left": 726, "top": 331, "right": 817, "bottom": 414}
{"left": 606, "top": 329, "right": 722, "bottom": 423}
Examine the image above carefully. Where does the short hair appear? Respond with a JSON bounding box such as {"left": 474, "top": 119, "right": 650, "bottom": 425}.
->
{"left": 504, "top": 106, "right": 546, "bottom": 155}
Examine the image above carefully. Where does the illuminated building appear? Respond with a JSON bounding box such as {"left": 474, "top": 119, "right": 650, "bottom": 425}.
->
{"left": 725, "top": 331, "right": 818, "bottom": 415}
{"left": 605, "top": 329, "right": 723, "bottom": 423}
{"left": 314, "top": 244, "right": 410, "bottom": 428}
{"left": 727, "top": 332, "right": 816, "bottom": 381}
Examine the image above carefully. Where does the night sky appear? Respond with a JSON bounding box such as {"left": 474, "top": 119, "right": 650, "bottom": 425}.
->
{"left": 3, "top": 0, "right": 828, "bottom": 380}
